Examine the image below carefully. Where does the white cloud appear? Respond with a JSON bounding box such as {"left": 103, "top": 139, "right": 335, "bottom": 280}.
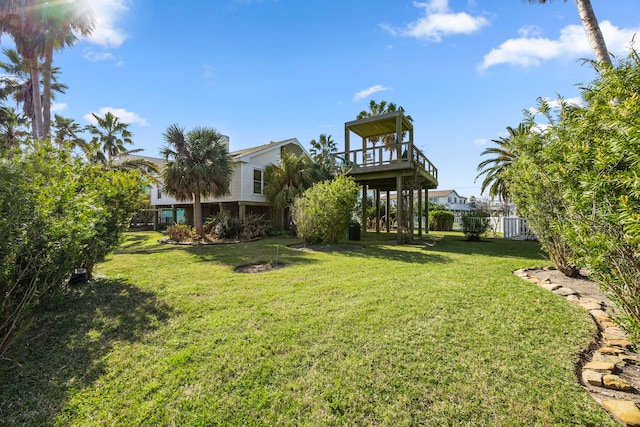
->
{"left": 83, "top": 50, "right": 117, "bottom": 62}
{"left": 479, "top": 20, "right": 640, "bottom": 70}
{"left": 51, "top": 103, "right": 67, "bottom": 112}
{"left": 85, "top": 0, "right": 130, "bottom": 48}
{"left": 473, "top": 138, "right": 487, "bottom": 145}
{"left": 84, "top": 107, "right": 148, "bottom": 127}
{"left": 528, "top": 96, "right": 588, "bottom": 115}
{"left": 382, "top": 0, "right": 489, "bottom": 43}
{"left": 353, "top": 85, "right": 390, "bottom": 102}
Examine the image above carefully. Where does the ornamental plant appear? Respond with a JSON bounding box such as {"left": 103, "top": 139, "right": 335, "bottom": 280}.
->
{"left": 292, "top": 174, "right": 359, "bottom": 244}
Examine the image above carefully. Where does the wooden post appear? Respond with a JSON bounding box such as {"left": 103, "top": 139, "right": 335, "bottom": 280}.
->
{"left": 396, "top": 113, "right": 403, "bottom": 161}
{"left": 375, "top": 188, "right": 381, "bottom": 234}
{"left": 386, "top": 190, "right": 391, "bottom": 233}
{"left": 425, "top": 188, "right": 429, "bottom": 233}
{"left": 345, "top": 126, "right": 350, "bottom": 165}
{"left": 396, "top": 176, "right": 403, "bottom": 244}
{"left": 418, "top": 187, "right": 423, "bottom": 237}
{"left": 172, "top": 205, "right": 177, "bottom": 224}
{"left": 361, "top": 185, "right": 367, "bottom": 234}
{"left": 409, "top": 187, "right": 414, "bottom": 238}
{"left": 239, "top": 203, "right": 246, "bottom": 221}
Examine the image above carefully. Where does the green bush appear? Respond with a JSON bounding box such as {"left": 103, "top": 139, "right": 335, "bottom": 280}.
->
{"left": 204, "top": 212, "right": 268, "bottom": 240}
{"left": 0, "top": 141, "right": 146, "bottom": 357}
{"left": 292, "top": 174, "right": 359, "bottom": 244}
{"left": 166, "top": 223, "right": 195, "bottom": 242}
{"left": 461, "top": 211, "right": 490, "bottom": 241}
{"left": 429, "top": 209, "right": 454, "bottom": 231}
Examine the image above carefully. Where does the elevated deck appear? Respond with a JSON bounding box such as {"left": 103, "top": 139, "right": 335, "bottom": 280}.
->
{"left": 333, "top": 141, "right": 438, "bottom": 190}
{"left": 337, "top": 109, "right": 439, "bottom": 242}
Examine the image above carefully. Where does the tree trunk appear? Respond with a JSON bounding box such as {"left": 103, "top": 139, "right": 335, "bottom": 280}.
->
{"left": 42, "top": 45, "right": 53, "bottom": 138}
{"left": 29, "top": 56, "right": 43, "bottom": 140}
{"left": 575, "top": 0, "right": 611, "bottom": 65}
{"left": 193, "top": 193, "right": 203, "bottom": 236}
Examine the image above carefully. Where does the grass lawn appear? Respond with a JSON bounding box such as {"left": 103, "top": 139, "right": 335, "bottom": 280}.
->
{"left": 0, "top": 231, "right": 616, "bottom": 426}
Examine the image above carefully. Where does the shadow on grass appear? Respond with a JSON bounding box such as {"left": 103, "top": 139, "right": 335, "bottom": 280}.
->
{"left": 421, "top": 234, "right": 544, "bottom": 260}
{"left": 343, "top": 244, "right": 452, "bottom": 264}
{"left": 0, "top": 278, "right": 173, "bottom": 426}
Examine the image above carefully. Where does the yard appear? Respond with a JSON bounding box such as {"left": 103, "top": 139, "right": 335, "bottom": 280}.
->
{"left": 0, "top": 232, "right": 616, "bottom": 426}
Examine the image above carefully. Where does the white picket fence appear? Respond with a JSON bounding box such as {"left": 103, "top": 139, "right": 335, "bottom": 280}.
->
{"left": 452, "top": 215, "right": 536, "bottom": 240}
{"left": 502, "top": 217, "right": 536, "bottom": 240}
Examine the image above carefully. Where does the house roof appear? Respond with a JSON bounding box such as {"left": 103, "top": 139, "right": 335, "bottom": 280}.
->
{"left": 428, "top": 189, "right": 456, "bottom": 198}
{"left": 231, "top": 138, "right": 304, "bottom": 162}
{"left": 122, "top": 138, "right": 306, "bottom": 166}
{"left": 344, "top": 110, "right": 413, "bottom": 139}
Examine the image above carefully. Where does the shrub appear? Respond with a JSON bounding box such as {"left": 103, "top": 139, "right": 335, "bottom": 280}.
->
{"left": 166, "top": 223, "right": 195, "bottom": 242}
{"left": 0, "top": 141, "right": 146, "bottom": 357}
{"left": 292, "top": 174, "right": 359, "bottom": 244}
{"left": 461, "top": 211, "right": 490, "bottom": 241}
{"left": 204, "top": 212, "right": 268, "bottom": 240}
{"left": 429, "top": 210, "right": 454, "bottom": 231}
{"left": 239, "top": 214, "right": 269, "bottom": 240}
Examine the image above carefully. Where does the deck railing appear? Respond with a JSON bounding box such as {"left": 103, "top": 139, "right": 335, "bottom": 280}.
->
{"left": 333, "top": 142, "right": 438, "bottom": 182}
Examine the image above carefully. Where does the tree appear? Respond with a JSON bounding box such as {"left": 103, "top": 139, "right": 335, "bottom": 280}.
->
{"left": 52, "top": 114, "right": 85, "bottom": 150}
{"left": 85, "top": 111, "right": 134, "bottom": 163}
{"left": 0, "top": 48, "right": 68, "bottom": 137}
{"left": 37, "top": 0, "right": 94, "bottom": 137}
{"left": 0, "top": 0, "right": 94, "bottom": 138}
{"left": 309, "top": 133, "right": 337, "bottom": 179}
{"left": 0, "top": 106, "right": 28, "bottom": 152}
{"left": 264, "top": 151, "right": 318, "bottom": 211}
{"left": 526, "top": 0, "right": 611, "bottom": 66}
{"left": 475, "top": 123, "right": 529, "bottom": 202}
{"left": 160, "top": 125, "right": 232, "bottom": 236}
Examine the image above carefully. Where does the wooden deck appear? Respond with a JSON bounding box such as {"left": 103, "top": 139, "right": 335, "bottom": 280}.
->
{"left": 333, "top": 141, "right": 438, "bottom": 190}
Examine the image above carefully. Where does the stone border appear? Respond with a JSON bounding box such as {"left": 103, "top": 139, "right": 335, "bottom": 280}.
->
{"left": 514, "top": 268, "right": 640, "bottom": 427}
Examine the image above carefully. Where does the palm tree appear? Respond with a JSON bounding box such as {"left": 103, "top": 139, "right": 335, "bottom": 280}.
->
{"left": 475, "top": 123, "right": 531, "bottom": 202}
{"left": 52, "top": 114, "right": 85, "bottom": 150}
{"left": 264, "top": 151, "right": 318, "bottom": 228}
{"left": 0, "top": 48, "right": 68, "bottom": 137}
{"left": 356, "top": 100, "right": 412, "bottom": 152}
{"left": 309, "top": 133, "right": 337, "bottom": 179}
{"left": 0, "top": 0, "right": 94, "bottom": 138}
{"left": 526, "top": 0, "right": 611, "bottom": 66}
{"left": 0, "top": 106, "right": 28, "bottom": 151}
{"left": 38, "top": 0, "right": 94, "bottom": 137}
{"left": 160, "top": 125, "right": 232, "bottom": 236}
{"left": 85, "top": 111, "right": 134, "bottom": 163}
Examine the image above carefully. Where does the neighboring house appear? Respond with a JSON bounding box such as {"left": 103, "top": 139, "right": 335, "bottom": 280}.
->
{"left": 138, "top": 138, "right": 307, "bottom": 229}
{"left": 427, "top": 189, "right": 473, "bottom": 214}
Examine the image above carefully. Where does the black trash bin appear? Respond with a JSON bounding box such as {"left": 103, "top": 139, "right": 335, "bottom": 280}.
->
{"left": 348, "top": 221, "right": 361, "bottom": 241}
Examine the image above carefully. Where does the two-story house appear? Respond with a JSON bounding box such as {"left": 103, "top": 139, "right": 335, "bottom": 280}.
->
{"left": 144, "top": 137, "right": 307, "bottom": 230}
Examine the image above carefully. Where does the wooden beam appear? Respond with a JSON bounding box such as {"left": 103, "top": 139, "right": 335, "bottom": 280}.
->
{"left": 375, "top": 188, "right": 381, "bottom": 234}
{"left": 396, "top": 176, "right": 403, "bottom": 244}
{"left": 418, "top": 187, "right": 423, "bottom": 237}
{"left": 386, "top": 190, "right": 391, "bottom": 233}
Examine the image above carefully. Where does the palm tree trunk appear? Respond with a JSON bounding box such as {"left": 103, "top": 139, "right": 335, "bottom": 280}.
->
{"left": 193, "top": 193, "right": 203, "bottom": 236}
{"left": 42, "top": 45, "right": 53, "bottom": 138}
{"left": 29, "top": 56, "right": 43, "bottom": 140}
{"left": 575, "top": 0, "right": 611, "bottom": 65}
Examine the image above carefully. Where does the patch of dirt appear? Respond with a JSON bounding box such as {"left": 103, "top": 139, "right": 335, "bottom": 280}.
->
{"left": 234, "top": 262, "right": 285, "bottom": 273}
{"left": 288, "top": 243, "right": 364, "bottom": 252}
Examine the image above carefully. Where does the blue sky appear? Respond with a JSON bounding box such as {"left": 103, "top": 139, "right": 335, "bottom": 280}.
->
{"left": 6, "top": 0, "right": 640, "bottom": 198}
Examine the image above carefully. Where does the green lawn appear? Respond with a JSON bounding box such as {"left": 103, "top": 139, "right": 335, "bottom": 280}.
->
{"left": 0, "top": 231, "right": 616, "bottom": 426}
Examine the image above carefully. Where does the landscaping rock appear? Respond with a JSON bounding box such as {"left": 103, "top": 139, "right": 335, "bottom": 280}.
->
{"left": 553, "top": 287, "right": 577, "bottom": 296}
{"left": 589, "top": 309, "right": 610, "bottom": 320}
{"left": 603, "top": 375, "right": 635, "bottom": 392}
{"left": 582, "top": 369, "right": 603, "bottom": 386}
{"left": 600, "top": 347, "right": 626, "bottom": 355}
{"left": 583, "top": 361, "right": 616, "bottom": 374}
{"left": 578, "top": 301, "right": 603, "bottom": 311}
{"left": 602, "top": 400, "right": 640, "bottom": 427}
{"left": 592, "top": 352, "right": 625, "bottom": 366}
{"left": 622, "top": 354, "right": 640, "bottom": 365}
{"left": 608, "top": 339, "right": 634, "bottom": 350}
{"left": 541, "top": 283, "right": 562, "bottom": 291}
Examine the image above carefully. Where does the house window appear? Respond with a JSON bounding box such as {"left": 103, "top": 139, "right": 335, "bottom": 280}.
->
{"left": 253, "top": 169, "right": 264, "bottom": 194}
{"left": 157, "top": 185, "right": 162, "bottom": 199}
